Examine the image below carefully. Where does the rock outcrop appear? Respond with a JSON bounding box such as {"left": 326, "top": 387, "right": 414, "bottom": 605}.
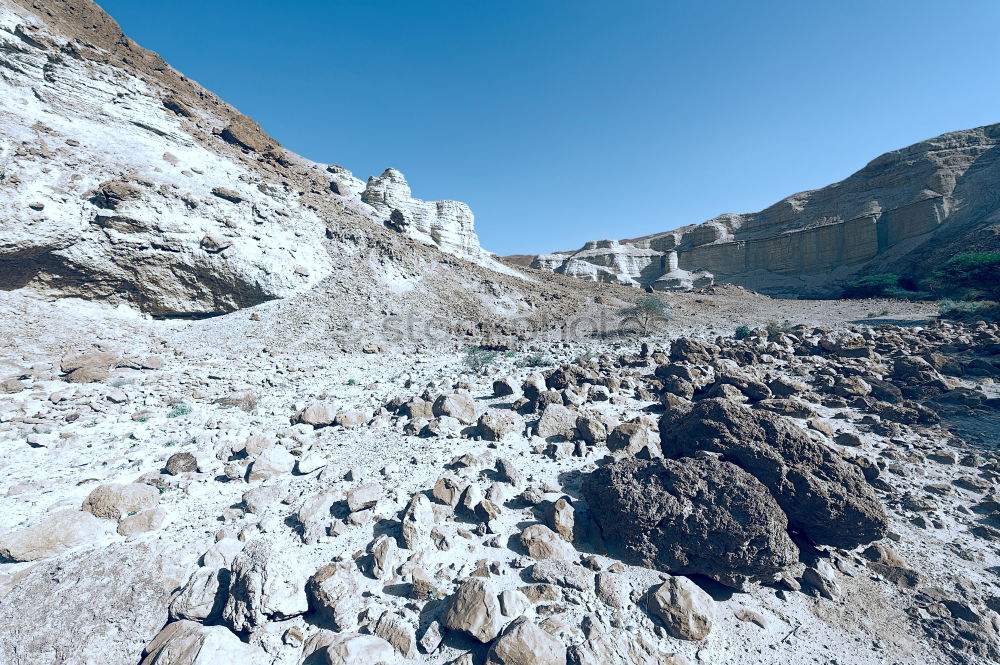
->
{"left": 524, "top": 123, "right": 1000, "bottom": 296}
{"left": 363, "top": 168, "right": 495, "bottom": 265}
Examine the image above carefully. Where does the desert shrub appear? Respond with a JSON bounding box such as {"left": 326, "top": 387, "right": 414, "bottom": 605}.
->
{"left": 734, "top": 325, "right": 751, "bottom": 340}
{"left": 842, "top": 274, "right": 903, "bottom": 298}
{"left": 617, "top": 294, "right": 672, "bottom": 334}
{"left": 166, "top": 405, "right": 191, "bottom": 418}
{"left": 215, "top": 392, "right": 259, "bottom": 412}
{"left": 574, "top": 348, "right": 597, "bottom": 364}
{"left": 934, "top": 252, "right": 1000, "bottom": 299}
{"left": 518, "top": 352, "right": 553, "bottom": 368}
{"left": 463, "top": 346, "right": 498, "bottom": 372}
{"left": 939, "top": 298, "right": 1000, "bottom": 322}
{"left": 842, "top": 274, "right": 929, "bottom": 300}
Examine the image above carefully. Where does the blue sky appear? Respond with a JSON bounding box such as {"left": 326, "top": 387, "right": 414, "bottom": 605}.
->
{"left": 99, "top": 0, "right": 1000, "bottom": 256}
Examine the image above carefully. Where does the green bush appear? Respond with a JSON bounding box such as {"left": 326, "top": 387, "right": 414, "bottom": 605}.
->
{"left": 734, "top": 325, "right": 751, "bottom": 340}
{"left": 166, "top": 405, "right": 191, "bottom": 419}
{"left": 934, "top": 252, "right": 1000, "bottom": 299}
{"left": 463, "top": 346, "right": 498, "bottom": 373}
{"left": 618, "top": 294, "right": 672, "bottom": 334}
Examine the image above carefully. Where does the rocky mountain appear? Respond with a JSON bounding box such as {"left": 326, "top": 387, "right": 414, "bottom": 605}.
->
{"left": 0, "top": 0, "right": 515, "bottom": 319}
{"left": 525, "top": 123, "right": 1000, "bottom": 297}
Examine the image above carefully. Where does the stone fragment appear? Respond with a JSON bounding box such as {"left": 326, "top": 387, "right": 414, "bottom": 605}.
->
{"left": 370, "top": 534, "right": 397, "bottom": 580}
{"left": 520, "top": 524, "right": 577, "bottom": 561}
{"left": 296, "top": 403, "right": 337, "bottom": 426}
{"left": 374, "top": 613, "right": 417, "bottom": 658}
{"left": 647, "top": 576, "right": 715, "bottom": 640}
{"left": 544, "top": 497, "right": 575, "bottom": 541}
{"left": 432, "top": 475, "right": 463, "bottom": 506}
{"left": 165, "top": 452, "right": 198, "bottom": 475}
{"left": 479, "top": 410, "right": 524, "bottom": 441}
{"left": 486, "top": 616, "right": 567, "bottom": 665}
{"left": 247, "top": 445, "right": 295, "bottom": 481}
{"left": 347, "top": 483, "right": 382, "bottom": 512}
{"left": 536, "top": 403, "right": 578, "bottom": 439}
{"left": 441, "top": 578, "right": 504, "bottom": 643}
{"left": 433, "top": 391, "right": 478, "bottom": 424}
{"left": 401, "top": 493, "right": 435, "bottom": 550}
{"left": 660, "top": 398, "right": 888, "bottom": 549}
{"left": 118, "top": 508, "right": 166, "bottom": 536}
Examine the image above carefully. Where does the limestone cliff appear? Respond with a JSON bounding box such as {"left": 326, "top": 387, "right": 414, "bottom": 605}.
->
{"left": 526, "top": 123, "right": 1000, "bottom": 296}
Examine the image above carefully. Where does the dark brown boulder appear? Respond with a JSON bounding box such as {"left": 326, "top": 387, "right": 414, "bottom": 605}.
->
{"left": 660, "top": 398, "right": 888, "bottom": 549}
{"left": 668, "top": 338, "right": 715, "bottom": 364}
{"left": 582, "top": 456, "right": 798, "bottom": 589}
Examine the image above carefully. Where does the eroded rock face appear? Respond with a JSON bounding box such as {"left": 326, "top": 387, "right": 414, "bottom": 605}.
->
{"left": 660, "top": 398, "right": 888, "bottom": 549}
{"left": 524, "top": 123, "right": 1000, "bottom": 297}
{"left": 583, "top": 456, "right": 798, "bottom": 588}
{"left": 362, "top": 168, "right": 516, "bottom": 275}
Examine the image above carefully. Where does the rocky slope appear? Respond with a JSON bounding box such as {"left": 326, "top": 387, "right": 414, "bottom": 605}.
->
{"left": 0, "top": 290, "right": 997, "bottom": 665}
{"left": 0, "top": 0, "right": 513, "bottom": 318}
{"left": 526, "top": 123, "right": 1000, "bottom": 297}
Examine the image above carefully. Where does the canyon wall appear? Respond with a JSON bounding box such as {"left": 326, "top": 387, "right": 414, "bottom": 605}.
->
{"left": 528, "top": 124, "right": 1000, "bottom": 296}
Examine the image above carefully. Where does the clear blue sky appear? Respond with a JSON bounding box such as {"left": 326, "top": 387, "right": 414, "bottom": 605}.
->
{"left": 98, "top": 0, "right": 1000, "bottom": 256}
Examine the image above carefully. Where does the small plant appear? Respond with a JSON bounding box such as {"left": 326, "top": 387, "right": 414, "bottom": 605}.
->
{"left": 216, "top": 392, "right": 259, "bottom": 412}
{"left": 617, "top": 294, "right": 672, "bottom": 334}
{"left": 463, "top": 346, "right": 498, "bottom": 373}
{"left": 734, "top": 325, "right": 751, "bottom": 340}
{"left": 347, "top": 378, "right": 357, "bottom": 385}
{"left": 166, "top": 405, "right": 191, "bottom": 419}
{"left": 574, "top": 348, "right": 597, "bottom": 364}
{"left": 504, "top": 350, "right": 516, "bottom": 358}
{"left": 164, "top": 440, "right": 177, "bottom": 447}
{"left": 518, "top": 352, "right": 553, "bottom": 368}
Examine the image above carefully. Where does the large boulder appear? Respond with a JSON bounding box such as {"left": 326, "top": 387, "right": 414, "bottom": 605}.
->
{"left": 582, "top": 456, "right": 798, "bottom": 588}
{"left": 0, "top": 509, "right": 113, "bottom": 561}
{"left": 222, "top": 539, "right": 308, "bottom": 632}
{"left": 82, "top": 482, "right": 160, "bottom": 520}
{"left": 660, "top": 398, "right": 888, "bottom": 549}
{"left": 647, "top": 576, "right": 715, "bottom": 640}
{"left": 432, "top": 392, "right": 478, "bottom": 424}
{"left": 140, "top": 620, "right": 268, "bottom": 664}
